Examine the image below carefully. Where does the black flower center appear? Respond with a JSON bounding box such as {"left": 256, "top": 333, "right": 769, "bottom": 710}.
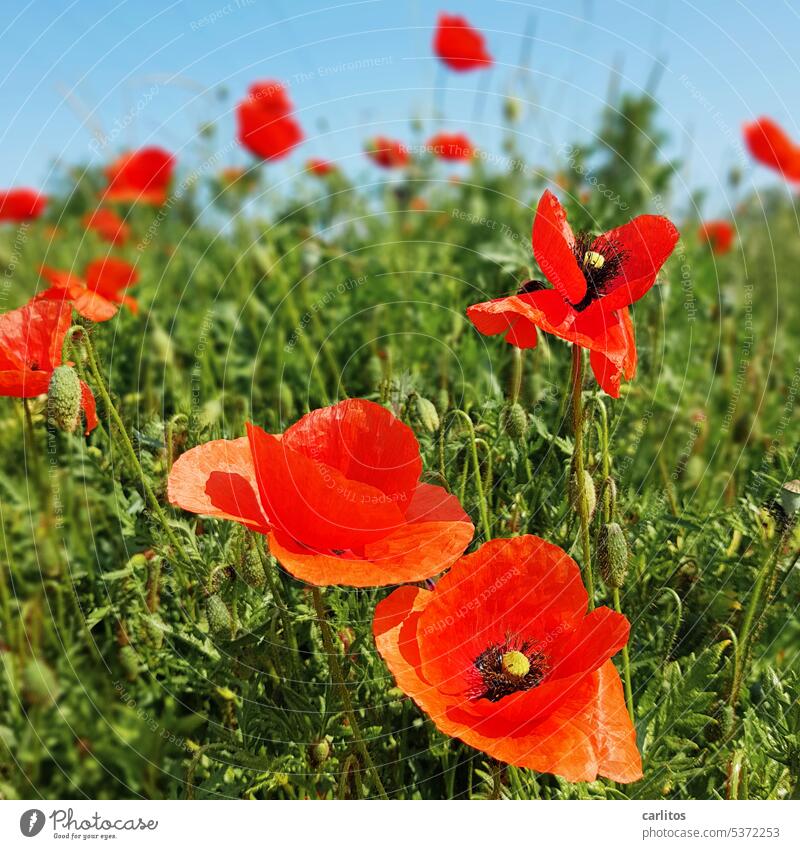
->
{"left": 569, "top": 232, "right": 627, "bottom": 311}
{"left": 471, "top": 637, "right": 548, "bottom": 702}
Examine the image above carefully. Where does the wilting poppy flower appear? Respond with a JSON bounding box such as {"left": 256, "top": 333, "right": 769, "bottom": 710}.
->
{"left": 743, "top": 117, "right": 800, "bottom": 181}
{"left": 0, "top": 188, "right": 47, "bottom": 222}
{"left": 698, "top": 220, "right": 734, "bottom": 255}
{"left": 374, "top": 535, "right": 641, "bottom": 782}
{"left": 426, "top": 132, "right": 474, "bottom": 161}
{"left": 37, "top": 258, "right": 139, "bottom": 322}
{"left": 433, "top": 13, "right": 492, "bottom": 72}
{"left": 467, "top": 190, "right": 679, "bottom": 396}
{"left": 237, "top": 81, "right": 304, "bottom": 161}
{"left": 307, "top": 158, "right": 337, "bottom": 177}
{"left": 0, "top": 300, "right": 97, "bottom": 434}
{"left": 365, "top": 137, "right": 410, "bottom": 169}
{"left": 168, "top": 399, "right": 474, "bottom": 586}
{"left": 104, "top": 147, "right": 175, "bottom": 205}
{"left": 82, "top": 208, "right": 130, "bottom": 245}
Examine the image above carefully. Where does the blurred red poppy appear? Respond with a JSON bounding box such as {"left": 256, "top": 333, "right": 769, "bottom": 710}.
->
{"left": 103, "top": 147, "right": 175, "bottom": 205}
{"left": 427, "top": 132, "right": 474, "bottom": 161}
{"left": 374, "top": 535, "right": 641, "bottom": 782}
{"left": 365, "top": 137, "right": 410, "bottom": 169}
{"left": 0, "top": 300, "right": 97, "bottom": 434}
{"left": 37, "top": 258, "right": 139, "bottom": 322}
{"left": 743, "top": 117, "right": 800, "bottom": 181}
{"left": 168, "top": 399, "right": 474, "bottom": 586}
{"left": 467, "top": 190, "right": 678, "bottom": 396}
{"left": 82, "top": 208, "right": 130, "bottom": 245}
{"left": 698, "top": 220, "right": 734, "bottom": 255}
{"left": 237, "top": 81, "right": 304, "bottom": 161}
{"left": 433, "top": 13, "right": 492, "bottom": 72}
{"left": 307, "top": 158, "right": 337, "bottom": 177}
{"left": 0, "top": 188, "right": 47, "bottom": 222}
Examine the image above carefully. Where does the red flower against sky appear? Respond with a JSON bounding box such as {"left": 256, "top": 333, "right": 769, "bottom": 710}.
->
{"left": 103, "top": 147, "right": 175, "bottom": 205}
{"left": 237, "top": 81, "right": 304, "bottom": 161}
{"left": 433, "top": 13, "right": 492, "bottom": 72}
{"left": 426, "top": 132, "right": 474, "bottom": 161}
{"left": 307, "top": 158, "right": 337, "bottom": 177}
{"left": 0, "top": 188, "right": 47, "bottom": 222}
{"left": 168, "top": 399, "right": 474, "bottom": 586}
{"left": 37, "top": 258, "right": 139, "bottom": 322}
{"left": 698, "top": 220, "right": 734, "bottom": 255}
{"left": 743, "top": 117, "right": 800, "bottom": 181}
{"left": 365, "top": 137, "right": 410, "bottom": 169}
{"left": 374, "top": 535, "right": 641, "bottom": 782}
{"left": 0, "top": 300, "right": 97, "bottom": 434}
{"left": 82, "top": 208, "right": 130, "bottom": 245}
{"left": 467, "top": 190, "right": 678, "bottom": 397}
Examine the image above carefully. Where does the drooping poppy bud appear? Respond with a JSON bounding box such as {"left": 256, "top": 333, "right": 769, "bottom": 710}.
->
{"left": 415, "top": 396, "right": 440, "bottom": 433}
{"left": 239, "top": 547, "right": 266, "bottom": 589}
{"left": 47, "top": 365, "right": 82, "bottom": 433}
{"left": 501, "top": 402, "right": 528, "bottom": 439}
{"left": 598, "top": 522, "right": 629, "bottom": 588}
{"left": 22, "top": 658, "right": 60, "bottom": 707}
{"left": 207, "top": 594, "right": 234, "bottom": 637}
{"left": 307, "top": 738, "right": 331, "bottom": 768}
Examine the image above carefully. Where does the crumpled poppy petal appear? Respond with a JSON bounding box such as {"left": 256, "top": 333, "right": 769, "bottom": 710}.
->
{"left": 591, "top": 661, "right": 643, "bottom": 782}
{"left": 594, "top": 215, "right": 679, "bottom": 311}
{"left": 533, "top": 190, "right": 587, "bottom": 305}
{"left": 79, "top": 380, "right": 98, "bottom": 434}
{"left": 590, "top": 348, "right": 623, "bottom": 398}
{"left": 621, "top": 307, "right": 637, "bottom": 380}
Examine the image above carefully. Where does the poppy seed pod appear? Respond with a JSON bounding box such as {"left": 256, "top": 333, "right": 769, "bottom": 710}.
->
{"left": 415, "top": 396, "right": 440, "bottom": 433}
{"left": 780, "top": 480, "right": 800, "bottom": 517}
{"left": 239, "top": 548, "right": 266, "bottom": 589}
{"left": 501, "top": 401, "right": 528, "bottom": 439}
{"left": 569, "top": 469, "right": 596, "bottom": 521}
{"left": 47, "top": 365, "right": 82, "bottom": 432}
{"left": 598, "top": 522, "right": 629, "bottom": 588}
{"left": 206, "top": 594, "right": 233, "bottom": 637}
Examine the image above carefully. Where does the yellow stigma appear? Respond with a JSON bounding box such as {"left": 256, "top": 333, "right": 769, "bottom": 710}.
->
{"left": 583, "top": 250, "right": 605, "bottom": 270}
{"left": 501, "top": 651, "right": 530, "bottom": 679}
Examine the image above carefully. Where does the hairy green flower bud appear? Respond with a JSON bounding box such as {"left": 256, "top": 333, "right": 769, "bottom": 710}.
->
{"left": 569, "top": 470, "right": 596, "bottom": 521}
{"left": 22, "top": 658, "right": 60, "bottom": 707}
{"left": 415, "top": 396, "right": 440, "bottom": 433}
{"left": 436, "top": 388, "right": 450, "bottom": 416}
{"left": 143, "top": 614, "right": 165, "bottom": 649}
{"left": 119, "top": 645, "right": 140, "bottom": 682}
{"left": 598, "top": 522, "right": 628, "bottom": 588}
{"left": 207, "top": 594, "right": 233, "bottom": 637}
{"left": 239, "top": 548, "right": 266, "bottom": 590}
{"left": 47, "top": 365, "right": 81, "bottom": 433}
{"left": 307, "top": 738, "right": 331, "bottom": 768}
{"left": 501, "top": 402, "right": 528, "bottom": 439}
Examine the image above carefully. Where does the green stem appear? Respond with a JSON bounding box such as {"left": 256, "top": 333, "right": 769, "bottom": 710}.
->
{"left": 446, "top": 410, "right": 492, "bottom": 541}
{"left": 570, "top": 345, "right": 595, "bottom": 608}
{"left": 613, "top": 587, "right": 634, "bottom": 722}
{"left": 310, "top": 587, "right": 386, "bottom": 798}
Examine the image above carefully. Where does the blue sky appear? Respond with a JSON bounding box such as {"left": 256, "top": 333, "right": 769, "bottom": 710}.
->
{"left": 1, "top": 0, "right": 799, "bottom": 212}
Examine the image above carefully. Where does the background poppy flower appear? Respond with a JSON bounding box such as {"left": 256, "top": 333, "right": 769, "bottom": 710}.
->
{"left": 467, "top": 190, "right": 678, "bottom": 396}
{"left": 104, "top": 147, "right": 175, "bottom": 205}
{"left": 38, "top": 258, "right": 139, "bottom": 322}
{"left": 168, "top": 398, "right": 474, "bottom": 586}
{"left": 698, "top": 220, "right": 734, "bottom": 255}
{"left": 0, "top": 188, "right": 47, "bottom": 222}
{"left": 237, "top": 80, "right": 304, "bottom": 161}
{"left": 426, "top": 132, "right": 474, "bottom": 161}
{"left": 307, "top": 158, "right": 337, "bottom": 177}
{"left": 0, "top": 299, "right": 97, "bottom": 434}
{"left": 433, "top": 13, "right": 493, "bottom": 72}
{"left": 83, "top": 208, "right": 130, "bottom": 245}
{"left": 743, "top": 117, "right": 800, "bottom": 181}
{"left": 365, "top": 137, "right": 410, "bottom": 169}
{"left": 374, "top": 535, "right": 641, "bottom": 782}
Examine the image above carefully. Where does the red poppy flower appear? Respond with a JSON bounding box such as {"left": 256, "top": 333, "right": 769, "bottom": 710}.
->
{"left": 365, "top": 137, "right": 410, "bottom": 169}
{"left": 82, "top": 208, "right": 130, "bottom": 245}
{"left": 168, "top": 399, "right": 474, "bottom": 587}
{"left": 0, "top": 300, "right": 97, "bottom": 434}
{"left": 0, "top": 188, "right": 47, "bottom": 222}
{"left": 426, "top": 132, "right": 474, "bottom": 161}
{"left": 374, "top": 535, "right": 641, "bottom": 782}
{"left": 467, "top": 190, "right": 678, "bottom": 397}
{"left": 743, "top": 117, "right": 800, "bottom": 181}
{"left": 103, "top": 147, "right": 175, "bottom": 205}
{"left": 237, "top": 81, "right": 304, "bottom": 161}
{"left": 433, "top": 13, "right": 493, "bottom": 72}
{"left": 37, "top": 258, "right": 139, "bottom": 322}
{"left": 307, "top": 158, "right": 337, "bottom": 177}
{"left": 697, "top": 220, "right": 734, "bottom": 255}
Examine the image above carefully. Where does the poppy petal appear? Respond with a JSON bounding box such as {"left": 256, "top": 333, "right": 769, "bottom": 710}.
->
{"left": 533, "top": 190, "right": 587, "bottom": 305}
{"left": 71, "top": 290, "right": 119, "bottom": 323}
{"left": 589, "top": 348, "right": 623, "bottom": 398}
{"left": 743, "top": 117, "right": 800, "bottom": 181}
{"left": 79, "top": 380, "right": 98, "bottom": 434}
{"left": 205, "top": 471, "right": 271, "bottom": 532}
{"left": 592, "top": 661, "right": 643, "bottom": 782}
{"left": 0, "top": 369, "right": 50, "bottom": 398}
{"left": 85, "top": 258, "right": 138, "bottom": 299}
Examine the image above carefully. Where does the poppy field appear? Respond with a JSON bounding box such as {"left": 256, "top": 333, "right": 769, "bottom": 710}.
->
{"left": 0, "top": 9, "right": 799, "bottom": 804}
